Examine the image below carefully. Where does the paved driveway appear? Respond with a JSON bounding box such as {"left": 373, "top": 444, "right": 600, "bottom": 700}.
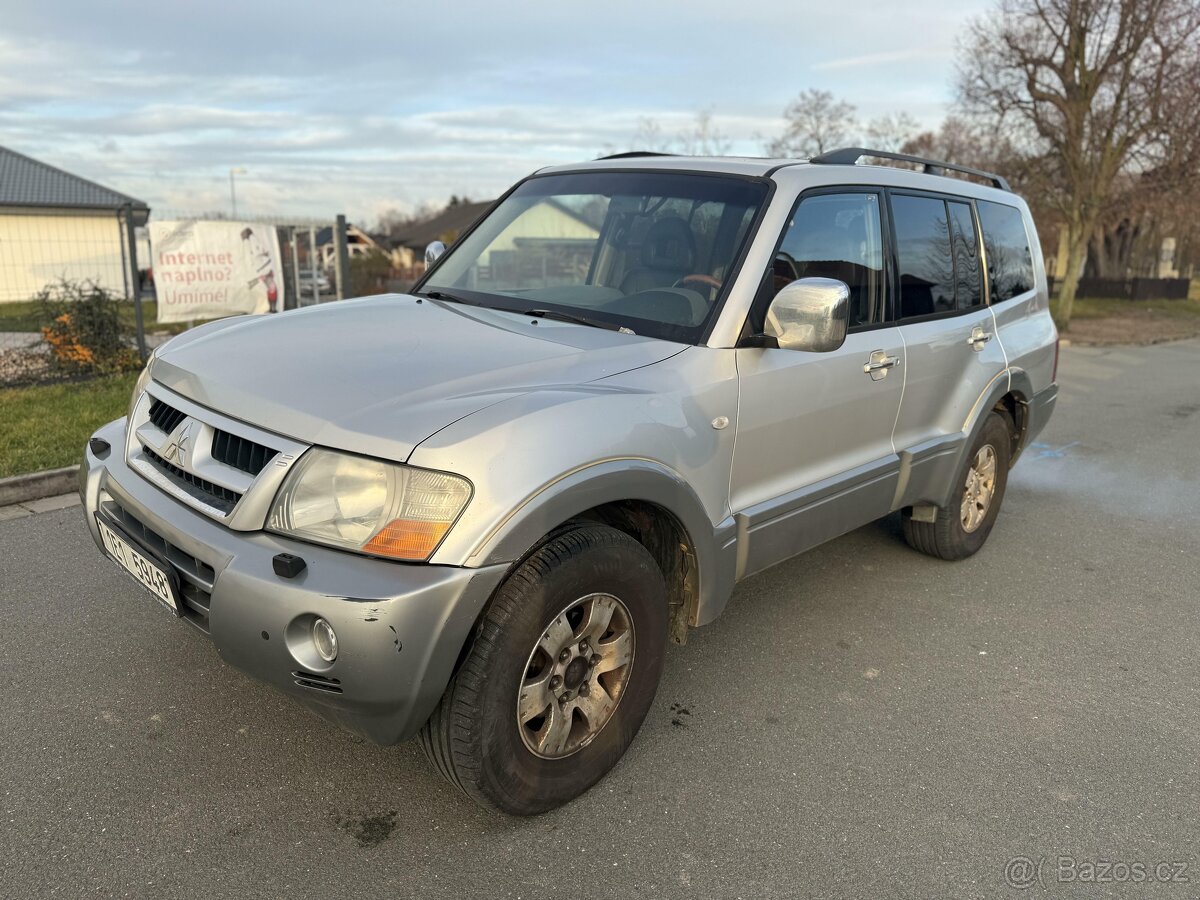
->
{"left": 2, "top": 340, "right": 1198, "bottom": 899}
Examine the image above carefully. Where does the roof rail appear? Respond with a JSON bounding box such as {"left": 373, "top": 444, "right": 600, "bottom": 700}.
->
{"left": 809, "top": 147, "right": 1011, "bottom": 192}
{"left": 596, "top": 151, "right": 678, "bottom": 160}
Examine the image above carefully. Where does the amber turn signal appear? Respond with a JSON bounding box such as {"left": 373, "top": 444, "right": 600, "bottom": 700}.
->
{"left": 363, "top": 518, "right": 452, "bottom": 561}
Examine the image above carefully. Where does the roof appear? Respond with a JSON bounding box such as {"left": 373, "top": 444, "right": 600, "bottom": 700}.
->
{"left": 314, "top": 223, "right": 379, "bottom": 247}
{"left": 387, "top": 200, "right": 494, "bottom": 250}
{"left": 539, "top": 155, "right": 784, "bottom": 177}
{"left": 537, "top": 153, "right": 1018, "bottom": 200}
{"left": 0, "top": 145, "right": 149, "bottom": 212}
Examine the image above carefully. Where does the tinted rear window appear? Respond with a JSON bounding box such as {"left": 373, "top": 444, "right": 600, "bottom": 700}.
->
{"left": 892, "top": 195, "right": 954, "bottom": 319}
{"left": 977, "top": 201, "right": 1034, "bottom": 302}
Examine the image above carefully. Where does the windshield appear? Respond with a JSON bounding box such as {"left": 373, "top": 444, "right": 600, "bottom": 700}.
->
{"left": 421, "top": 171, "right": 769, "bottom": 342}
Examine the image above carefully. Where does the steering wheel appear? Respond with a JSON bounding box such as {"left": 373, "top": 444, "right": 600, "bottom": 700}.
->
{"left": 673, "top": 273, "right": 722, "bottom": 302}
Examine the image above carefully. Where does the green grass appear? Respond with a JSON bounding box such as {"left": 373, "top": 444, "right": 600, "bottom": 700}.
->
{"left": 0, "top": 298, "right": 205, "bottom": 335}
{"left": 1053, "top": 296, "right": 1200, "bottom": 321}
{"left": 0, "top": 372, "right": 138, "bottom": 478}
{"left": 0, "top": 300, "right": 44, "bottom": 332}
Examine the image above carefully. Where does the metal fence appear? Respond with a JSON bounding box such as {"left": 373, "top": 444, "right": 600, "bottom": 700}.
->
{"left": 0, "top": 204, "right": 142, "bottom": 385}
{"left": 0, "top": 209, "right": 348, "bottom": 387}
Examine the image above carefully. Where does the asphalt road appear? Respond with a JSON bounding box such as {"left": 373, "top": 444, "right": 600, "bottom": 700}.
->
{"left": 3, "top": 340, "right": 1199, "bottom": 899}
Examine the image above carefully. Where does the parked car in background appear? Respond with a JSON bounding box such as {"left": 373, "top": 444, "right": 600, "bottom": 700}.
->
{"left": 79, "top": 148, "right": 1057, "bottom": 815}
{"left": 296, "top": 269, "right": 331, "bottom": 295}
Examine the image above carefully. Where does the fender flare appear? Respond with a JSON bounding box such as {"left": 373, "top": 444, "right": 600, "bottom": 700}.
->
{"left": 929, "top": 367, "right": 1034, "bottom": 509}
{"left": 469, "top": 458, "right": 733, "bottom": 628}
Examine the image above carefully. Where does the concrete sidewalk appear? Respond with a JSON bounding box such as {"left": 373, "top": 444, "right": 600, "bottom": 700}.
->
{"left": 0, "top": 491, "right": 80, "bottom": 520}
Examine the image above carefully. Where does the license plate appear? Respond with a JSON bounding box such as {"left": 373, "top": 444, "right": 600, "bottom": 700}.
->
{"left": 96, "top": 515, "right": 180, "bottom": 614}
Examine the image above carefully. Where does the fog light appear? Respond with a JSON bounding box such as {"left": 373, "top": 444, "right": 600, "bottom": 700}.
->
{"left": 312, "top": 617, "right": 338, "bottom": 662}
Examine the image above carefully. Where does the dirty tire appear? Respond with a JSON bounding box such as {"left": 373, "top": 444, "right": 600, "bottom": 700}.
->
{"left": 419, "top": 524, "right": 668, "bottom": 815}
{"left": 902, "top": 411, "right": 1012, "bottom": 560}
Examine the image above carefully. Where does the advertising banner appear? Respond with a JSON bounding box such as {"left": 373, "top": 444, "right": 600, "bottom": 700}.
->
{"left": 149, "top": 221, "right": 285, "bottom": 323}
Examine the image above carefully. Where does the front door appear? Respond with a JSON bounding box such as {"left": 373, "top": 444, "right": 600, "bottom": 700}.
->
{"left": 729, "top": 190, "right": 904, "bottom": 578}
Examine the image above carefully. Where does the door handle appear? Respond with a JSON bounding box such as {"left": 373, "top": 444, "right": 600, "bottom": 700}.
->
{"left": 864, "top": 350, "right": 900, "bottom": 380}
{"left": 968, "top": 327, "right": 993, "bottom": 351}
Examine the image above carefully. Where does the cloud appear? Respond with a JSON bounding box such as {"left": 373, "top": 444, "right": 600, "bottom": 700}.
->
{"left": 0, "top": 0, "right": 991, "bottom": 224}
{"left": 811, "top": 48, "right": 955, "bottom": 71}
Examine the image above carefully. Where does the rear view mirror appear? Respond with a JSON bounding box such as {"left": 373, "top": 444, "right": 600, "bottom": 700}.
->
{"left": 763, "top": 277, "right": 850, "bottom": 352}
{"left": 425, "top": 241, "right": 446, "bottom": 265}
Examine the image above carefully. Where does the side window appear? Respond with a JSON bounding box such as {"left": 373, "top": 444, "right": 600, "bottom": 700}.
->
{"left": 948, "top": 201, "right": 983, "bottom": 309}
{"left": 767, "top": 192, "right": 884, "bottom": 328}
{"left": 891, "top": 194, "right": 954, "bottom": 318}
{"left": 977, "top": 200, "right": 1035, "bottom": 302}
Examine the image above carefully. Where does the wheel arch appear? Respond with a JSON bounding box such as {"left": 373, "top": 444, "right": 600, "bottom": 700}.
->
{"left": 960, "top": 367, "right": 1035, "bottom": 462}
{"left": 994, "top": 367, "right": 1035, "bottom": 463}
{"left": 910, "top": 368, "right": 1033, "bottom": 512}
{"left": 469, "top": 459, "right": 734, "bottom": 643}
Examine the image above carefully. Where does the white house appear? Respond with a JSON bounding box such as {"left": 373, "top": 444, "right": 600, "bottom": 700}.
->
{"left": 0, "top": 145, "right": 149, "bottom": 303}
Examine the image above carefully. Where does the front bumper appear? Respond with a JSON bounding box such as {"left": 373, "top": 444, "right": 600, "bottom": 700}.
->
{"left": 80, "top": 417, "right": 507, "bottom": 745}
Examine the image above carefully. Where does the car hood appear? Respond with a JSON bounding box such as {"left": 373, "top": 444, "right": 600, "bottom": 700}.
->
{"left": 150, "top": 294, "right": 683, "bottom": 461}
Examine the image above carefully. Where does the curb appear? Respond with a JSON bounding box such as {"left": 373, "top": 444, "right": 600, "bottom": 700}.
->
{"left": 0, "top": 465, "right": 80, "bottom": 507}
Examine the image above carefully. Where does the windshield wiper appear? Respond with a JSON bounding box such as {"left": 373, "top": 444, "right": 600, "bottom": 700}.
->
{"left": 418, "top": 289, "right": 486, "bottom": 307}
{"left": 522, "top": 308, "right": 633, "bottom": 334}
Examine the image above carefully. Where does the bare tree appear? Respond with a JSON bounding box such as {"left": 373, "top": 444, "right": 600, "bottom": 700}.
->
{"left": 628, "top": 116, "right": 667, "bottom": 152}
{"left": 1088, "top": 59, "right": 1200, "bottom": 278}
{"left": 902, "top": 117, "right": 989, "bottom": 167}
{"left": 374, "top": 202, "right": 438, "bottom": 238}
{"left": 958, "top": 0, "right": 1200, "bottom": 327}
{"left": 621, "top": 110, "right": 732, "bottom": 156}
{"left": 864, "top": 112, "right": 922, "bottom": 153}
{"left": 675, "top": 108, "right": 732, "bottom": 156}
{"left": 767, "top": 89, "right": 857, "bottom": 157}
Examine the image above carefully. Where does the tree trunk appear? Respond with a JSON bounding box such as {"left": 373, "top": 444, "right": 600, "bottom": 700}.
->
{"left": 1055, "top": 222, "right": 1090, "bottom": 330}
{"left": 1086, "top": 219, "right": 1139, "bottom": 278}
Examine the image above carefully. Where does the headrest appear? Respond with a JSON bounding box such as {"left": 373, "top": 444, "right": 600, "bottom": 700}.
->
{"left": 639, "top": 217, "right": 696, "bottom": 271}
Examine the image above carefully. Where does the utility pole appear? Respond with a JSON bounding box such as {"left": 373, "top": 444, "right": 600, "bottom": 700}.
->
{"left": 124, "top": 202, "right": 148, "bottom": 360}
{"left": 289, "top": 226, "right": 299, "bottom": 311}
{"left": 309, "top": 225, "right": 318, "bottom": 305}
{"left": 334, "top": 214, "right": 351, "bottom": 301}
{"left": 229, "top": 167, "right": 247, "bottom": 218}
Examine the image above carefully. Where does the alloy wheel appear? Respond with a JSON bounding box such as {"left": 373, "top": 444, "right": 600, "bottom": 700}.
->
{"left": 516, "top": 593, "right": 635, "bottom": 759}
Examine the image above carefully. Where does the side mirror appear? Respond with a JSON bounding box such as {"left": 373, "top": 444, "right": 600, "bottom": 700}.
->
{"left": 425, "top": 240, "right": 446, "bottom": 265}
{"left": 763, "top": 277, "right": 850, "bottom": 352}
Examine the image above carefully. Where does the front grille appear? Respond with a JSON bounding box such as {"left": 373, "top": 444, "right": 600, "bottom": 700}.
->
{"left": 211, "top": 429, "right": 277, "bottom": 476}
{"left": 148, "top": 398, "right": 187, "bottom": 435}
{"left": 142, "top": 445, "right": 242, "bottom": 512}
{"left": 103, "top": 501, "right": 215, "bottom": 632}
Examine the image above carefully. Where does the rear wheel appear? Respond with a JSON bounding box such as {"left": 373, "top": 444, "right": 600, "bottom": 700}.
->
{"left": 902, "top": 411, "right": 1012, "bottom": 560}
{"left": 420, "top": 524, "right": 668, "bottom": 815}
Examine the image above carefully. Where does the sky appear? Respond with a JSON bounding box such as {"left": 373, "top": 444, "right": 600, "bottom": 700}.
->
{"left": 0, "top": 0, "right": 991, "bottom": 227}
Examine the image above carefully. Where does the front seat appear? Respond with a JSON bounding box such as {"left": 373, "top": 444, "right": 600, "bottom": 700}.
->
{"left": 619, "top": 217, "right": 696, "bottom": 295}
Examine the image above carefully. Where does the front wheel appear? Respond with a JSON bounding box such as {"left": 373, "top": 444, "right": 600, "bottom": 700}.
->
{"left": 419, "top": 525, "right": 668, "bottom": 815}
{"left": 902, "top": 410, "right": 1012, "bottom": 560}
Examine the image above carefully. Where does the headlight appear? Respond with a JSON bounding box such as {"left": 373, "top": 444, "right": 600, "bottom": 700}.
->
{"left": 127, "top": 349, "right": 155, "bottom": 421}
{"left": 267, "top": 449, "right": 471, "bottom": 561}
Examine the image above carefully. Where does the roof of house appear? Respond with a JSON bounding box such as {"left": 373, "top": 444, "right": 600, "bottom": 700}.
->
{"left": 314, "top": 223, "right": 379, "bottom": 247}
{"left": 387, "top": 200, "right": 495, "bottom": 250}
{"left": 0, "top": 145, "right": 149, "bottom": 211}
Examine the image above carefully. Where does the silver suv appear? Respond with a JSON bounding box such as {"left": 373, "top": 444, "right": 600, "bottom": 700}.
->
{"left": 80, "top": 149, "right": 1058, "bottom": 815}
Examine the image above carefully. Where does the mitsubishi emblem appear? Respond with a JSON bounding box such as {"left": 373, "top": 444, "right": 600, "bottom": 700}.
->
{"left": 162, "top": 420, "right": 193, "bottom": 467}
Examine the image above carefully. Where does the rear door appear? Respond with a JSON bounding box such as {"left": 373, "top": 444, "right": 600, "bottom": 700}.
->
{"left": 729, "top": 189, "right": 905, "bottom": 578}
{"left": 977, "top": 199, "right": 1057, "bottom": 394}
{"left": 887, "top": 192, "right": 1008, "bottom": 507}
